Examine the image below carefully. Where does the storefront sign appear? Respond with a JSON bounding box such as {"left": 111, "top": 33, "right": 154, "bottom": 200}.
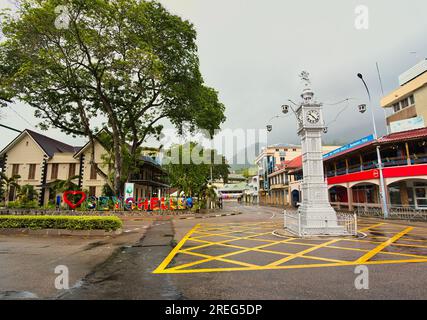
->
{"left": 323, "top": 135, "right": 375, "bottom": 159}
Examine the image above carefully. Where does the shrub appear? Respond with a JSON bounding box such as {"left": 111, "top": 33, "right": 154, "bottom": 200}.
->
{"left": 0, "top": 215, "right": 122, "bottom": 231}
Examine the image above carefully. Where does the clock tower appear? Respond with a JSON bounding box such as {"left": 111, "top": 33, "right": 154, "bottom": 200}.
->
{"left": 290, "top": 72, "right": 345, "bottom": 236}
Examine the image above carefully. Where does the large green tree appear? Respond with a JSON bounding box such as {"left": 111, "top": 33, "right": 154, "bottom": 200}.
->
{"left": 163, "top": 142, "right": 229, "bottom": 198}
{"left": 0, "top": 0, "right": 226, "bottom": 194}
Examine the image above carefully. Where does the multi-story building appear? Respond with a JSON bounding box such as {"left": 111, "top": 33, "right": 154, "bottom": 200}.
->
{"left": 0, "top": 129, "right": 169, "bottom": 206}
{"left": 287, "top": 128, "right": 427, "bottom": 211}
{"left": 381, "top": 59, "right": 427, "bottom": 133}
{"left": 255, "top": 144, "right": 338, "bottom": 207}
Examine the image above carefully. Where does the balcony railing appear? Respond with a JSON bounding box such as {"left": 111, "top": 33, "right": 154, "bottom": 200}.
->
{"left": 382, "top": 156, "right": 408, "bottom": 167}
{"left": 325, "top": 153, "right": 427, "bottom": 179}
{"left": 411, "top": 153, "right": 427, "bottom": 165}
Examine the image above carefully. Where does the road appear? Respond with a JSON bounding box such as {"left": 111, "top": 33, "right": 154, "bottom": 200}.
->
{"left": 61, "top": 203, "right": 427, "bottom": 300}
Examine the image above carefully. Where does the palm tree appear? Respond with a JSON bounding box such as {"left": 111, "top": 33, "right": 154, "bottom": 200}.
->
{"left": 0, "top": 173, "right": 21, "bottom": 206}
{"left": 203, "top": 184, "right": 218, "bottom": 210}
{"left": 17, "top": 184, "right": 39, "bottom": 204}
{"left": 49, "top": 175, "right": 80, "bottom": 195}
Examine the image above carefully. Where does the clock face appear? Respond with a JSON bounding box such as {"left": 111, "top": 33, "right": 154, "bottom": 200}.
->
{"left": 306, "top": 110, "right": 320, "bottom": 124}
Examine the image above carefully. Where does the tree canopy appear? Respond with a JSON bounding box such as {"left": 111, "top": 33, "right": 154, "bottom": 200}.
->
{"left": 0, "top": 0, "right": 226, "bottom": 194}
{"left": 163, "top": 142, "right": 229, "bottom": 198}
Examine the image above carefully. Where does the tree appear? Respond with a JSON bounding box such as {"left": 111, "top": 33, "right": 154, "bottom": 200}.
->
{"left": 49, "top": 175, "right": 80, "bottom": 195}
{"left": 0, "top": 0, "right": 226, "bottom": 195}
{"left": 0, "top": 173, "right": 21, "bottom": 206}
{"left": 163, "top": 143, "right": 229, "bottom": 199}
{"left": 17, "top": 184, "right": 39, "bottom": 204}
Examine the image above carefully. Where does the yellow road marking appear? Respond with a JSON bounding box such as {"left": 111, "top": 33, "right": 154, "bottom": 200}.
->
{"left": 355, "top": 227, "right": 414, "bottom": 263}
{"left": 155, "top": 258, "right": 427, "bottom": 274}
{"left": 153, "top": 223, "right": 201, "bottom": 274}
{"left": 267, "top": 239, "right": 340, "bottom": 267}
{"left": 358, "top": 223, "right": 386, "bottom": 232}
{"left": 154, "top": 220, "right": 427, "bottom": 274}
{"left": 169, "top": 238, "right": 297, "bottom": 271}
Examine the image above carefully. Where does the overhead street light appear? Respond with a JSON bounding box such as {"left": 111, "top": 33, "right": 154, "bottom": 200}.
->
{"left": 357, "top": 73, "right": 389, "bottom": 219}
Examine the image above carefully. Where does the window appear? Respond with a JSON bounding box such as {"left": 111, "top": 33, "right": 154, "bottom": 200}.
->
{"left": 280, "top": 157, "right": 285, "bottom": 162}
{"left": 293, "top": 149, "right": 297, "bottom": 152}
{"left": 28, "top": 164, "right": 36, "bottom": 180}
{"left": 89, "top": 186, "right": 96, "bottom": 197}
{"left": 393, "top": 103, "right": 400, "bottom": 113}
{"left": 12, "top": 164, "right": 19, "bottom": 176}
{"left": 68, "top": 163, "right": 76, "bottom": 179}
{"left": 401, "top": 98, "right": 409, "bottom": 109}
{"left": 51, "top": 163, "right": 59, "bottom": 180}
{"left": 90, "top": 164, "right": 97, "bottom": 180}
{"left": 409, "top": 95, "right": 415, "bottom": 105}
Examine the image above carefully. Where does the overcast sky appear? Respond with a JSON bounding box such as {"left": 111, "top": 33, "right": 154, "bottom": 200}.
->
{"left": 1, "top": 0, "right": 427, "bottom": 153}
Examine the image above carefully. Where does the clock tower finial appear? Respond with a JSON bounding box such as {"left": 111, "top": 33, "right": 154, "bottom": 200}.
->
{"left": 299, "top": 71, "right": 314, "bottom": 103}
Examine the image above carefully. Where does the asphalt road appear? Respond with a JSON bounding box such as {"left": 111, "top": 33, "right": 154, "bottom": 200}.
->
{"left": 0, "top": 219, "right": 151, "bottom": 299}
{"left": 61, "top": 203, "right": 427, "bottom": 300}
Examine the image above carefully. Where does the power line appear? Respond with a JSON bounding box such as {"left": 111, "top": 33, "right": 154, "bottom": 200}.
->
{"left": 7, "top": 104, "right": 37, "bottom": 129}
{"left": 0, "top": 123, "right": 21, "bottom": 133}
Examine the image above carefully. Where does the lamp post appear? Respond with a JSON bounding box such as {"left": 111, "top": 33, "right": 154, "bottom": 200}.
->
{"left": 357, "top": 73, "right": 389, "bottom": 219}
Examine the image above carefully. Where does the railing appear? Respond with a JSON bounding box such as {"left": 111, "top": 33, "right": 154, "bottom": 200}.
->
{"left": 354, "top": 205, "right": 427, "bottom": 221}
{"left": 382, "top": 156, "right": 407, "bottom": 167}
{"left": 284, "top": 210, "right": 357, "bottom": 237}
{"left": 325, "top": 154, "right": 427, "bottom": 179}
{"left": 411, "top": 153, "right": 427, "bottom": 165}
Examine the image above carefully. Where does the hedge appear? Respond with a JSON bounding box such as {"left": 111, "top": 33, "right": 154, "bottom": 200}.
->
{"left": 0, "top": 215, "right": 123, "bottom": 231}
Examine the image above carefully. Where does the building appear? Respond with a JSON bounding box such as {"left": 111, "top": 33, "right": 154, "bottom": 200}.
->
{"left": 256, "top": 144, "right": 338, "bottom": 207}
{"left": 243, "top": 175, "right": 259, "bottom": 204}
{"left": 381, "top": 59, "right": 427, "bottom": 133}
{"left": 0, "top": 129, "right": 169, "bottom": 206}
{"left": 286, "top": 128, "right": 427, "bottom": 211}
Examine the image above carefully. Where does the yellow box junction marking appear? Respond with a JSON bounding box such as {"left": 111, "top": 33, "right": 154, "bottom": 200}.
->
{"left": 153, "top": 221, "right": 427, "bottom": 274}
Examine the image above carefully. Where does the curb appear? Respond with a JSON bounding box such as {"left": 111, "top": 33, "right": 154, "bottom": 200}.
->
{"left": 0, "top": 228, "right": 123, "bottom": 237}
{"left": 177, "top": 211, "right": 242, "bottom": 220}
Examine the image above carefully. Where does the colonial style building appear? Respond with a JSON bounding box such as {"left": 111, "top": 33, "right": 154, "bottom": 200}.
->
{"left": 0, "top": 129, "right": 169, "bottom": 206}
{"left": 256, "top": 144, "right": 338, "bottom": 207}
{"left": 285, "top": 127, "right": 427, "bottom": 211}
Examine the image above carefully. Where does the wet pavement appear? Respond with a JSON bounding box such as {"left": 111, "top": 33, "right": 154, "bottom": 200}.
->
{"left": 2, "top": 203, "right": 427, "bottom": 299}
{"left": 59, "top": 203, "right": 427, "bottom": 299}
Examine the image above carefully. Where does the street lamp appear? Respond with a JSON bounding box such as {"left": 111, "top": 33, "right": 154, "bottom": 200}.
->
{"left": 357, "top": 73, "right": 389, "bottom": 219}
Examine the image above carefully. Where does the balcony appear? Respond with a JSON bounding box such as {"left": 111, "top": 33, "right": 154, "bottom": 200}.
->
{"left": 325, "top": 153, "right": 427, "bottom": 178}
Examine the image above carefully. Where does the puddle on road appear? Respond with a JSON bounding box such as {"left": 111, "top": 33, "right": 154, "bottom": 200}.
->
{"left": 0, "top": 291, "right": 38, "bottom": 299}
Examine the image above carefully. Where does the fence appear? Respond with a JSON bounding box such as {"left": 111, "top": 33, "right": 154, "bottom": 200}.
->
{"left": 284, "top": 210, "right": 357, "bottom": 237}
{"left": 354, "top": 205, "right": 427, "bottom": 221}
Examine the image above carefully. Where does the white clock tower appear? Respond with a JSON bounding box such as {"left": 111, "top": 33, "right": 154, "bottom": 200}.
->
{"left": 290, "top": 72, "right": 346, "bottom": 236}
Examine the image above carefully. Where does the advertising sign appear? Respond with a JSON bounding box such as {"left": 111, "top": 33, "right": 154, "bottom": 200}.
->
{"left": 124, "top": 183, "right": 135, "bottom": 200}
{"left": 390, "top": 116, "right": 425, "bottom": 133}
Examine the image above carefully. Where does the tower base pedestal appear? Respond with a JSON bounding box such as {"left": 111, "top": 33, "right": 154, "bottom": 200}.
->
{"left": 287, "top": 204, "right": 348, "bottom": 237}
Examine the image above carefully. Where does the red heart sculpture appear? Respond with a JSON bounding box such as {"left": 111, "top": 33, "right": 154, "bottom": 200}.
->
{"left": 63, "top": 191, "right": 87, "bottom": 209}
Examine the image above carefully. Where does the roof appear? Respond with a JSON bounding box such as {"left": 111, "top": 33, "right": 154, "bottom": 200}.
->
{"left": 0, "top": 129, "right": 77, "bottom": 158}
{"left": 381, "top": 71, "right": 427, "bottom": 107}
{"left": 286, "top": 155, "right": 302, "bottom": 169}
{"left": 218, "top": 182, "right": 249, "bottom": 192}
{"left": 323, "top": 127, "right": 427, "bottom": 162}
{"left": 377, "top": 127, "right": 427, "bottom": 144}
{"left": 26, "top": 130, "right": 76, "bottom": 157}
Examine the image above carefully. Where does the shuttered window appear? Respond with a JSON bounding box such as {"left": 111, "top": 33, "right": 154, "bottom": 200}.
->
{"left": 28, "top": 164, "right": 36, "bottom": 180}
